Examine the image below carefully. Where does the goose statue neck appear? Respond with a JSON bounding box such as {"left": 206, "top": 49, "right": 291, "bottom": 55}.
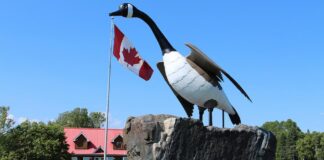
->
{"left": 109, "top": 3, "right": 175, "bottom": 54}
{"left": 135, "top": 11, "right": 176, "bottom": 54}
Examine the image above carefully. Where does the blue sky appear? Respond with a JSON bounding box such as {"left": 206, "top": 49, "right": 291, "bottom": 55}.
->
{"left": 1, "top": 1, "right": 323, "bottom": 131}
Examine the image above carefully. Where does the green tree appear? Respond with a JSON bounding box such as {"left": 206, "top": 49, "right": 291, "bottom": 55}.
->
{"left": 284, "top": 119, "right": 303, "bottom": 159}
{"left": 0, "top": 106, "right": 14, "bottom": 134}
{"left": 55, "top": 107, "right": 105, "bottom": 128}
{"left": 56, "top": 107, "right": 92, "bottom": 128}
{"left": 89, "top": 112, "right": 106, "bottom": 128}
{"left": 0, "top": 121, "right": 70, "bottom": 160}
{"left": 319, "top": 135, "right": 324, "bottom": 159}
{"left": 262, "top": 119, "right": 303, "bottom": 160}
{"left": 297, "top": 132, "right": 324, "bottom": 160}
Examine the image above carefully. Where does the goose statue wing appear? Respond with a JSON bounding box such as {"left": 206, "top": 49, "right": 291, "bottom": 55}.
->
{"left": 157, "top": 62, "right": 194, "bottom": 117}
{"left": 185, "top": 43, "right": 252, "bottom": 102}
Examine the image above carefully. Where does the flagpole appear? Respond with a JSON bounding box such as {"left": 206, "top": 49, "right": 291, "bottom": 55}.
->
{"left": 104, "top": 17, "right": 114, "bottom": 160}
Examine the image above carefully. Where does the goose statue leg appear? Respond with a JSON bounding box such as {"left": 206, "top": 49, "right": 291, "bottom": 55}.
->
{"left": 204, "top": 100, "right": 217, "bottom": 126}
{"left": 198, "top": 106, "right": 206, "bottom": 122}
{"left": 208, "top": 108, "right": 214, "bottom": 126}
{"left": 222, "top": 110, "right": 225, "bottom": 128}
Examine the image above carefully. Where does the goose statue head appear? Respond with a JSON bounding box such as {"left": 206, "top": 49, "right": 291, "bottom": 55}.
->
{"left": 109, "top": 3, "right": 137, "bottom": 18}
{"left": 109, "top": 3, "right": 176, "bottom": 54}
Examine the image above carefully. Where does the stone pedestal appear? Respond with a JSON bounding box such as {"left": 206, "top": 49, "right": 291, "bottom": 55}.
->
{"left": 123, "top": 114, "right": 276, "bottom": 160}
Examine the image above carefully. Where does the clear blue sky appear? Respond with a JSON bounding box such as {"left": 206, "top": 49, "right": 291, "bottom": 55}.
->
{"left": 1, "top": 1, "right": 323, "bottom": 131}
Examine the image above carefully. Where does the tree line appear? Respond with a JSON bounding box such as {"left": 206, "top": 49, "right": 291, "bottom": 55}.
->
{"left": 1, "top": 105, "right": 323, "bottom": 160}
{"left": 0, "top": 106, "right": 105, "bottom": 160}
{"left": 262, "top": 119, "right": 324, "bottom": 160}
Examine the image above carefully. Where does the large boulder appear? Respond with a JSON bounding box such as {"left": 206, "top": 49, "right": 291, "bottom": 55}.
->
{"left": 124, "top": 114, "right": 276, "bottom": 160}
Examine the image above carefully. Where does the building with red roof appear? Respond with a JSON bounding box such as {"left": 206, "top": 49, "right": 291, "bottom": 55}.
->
{"left": 64, "top": 128, "right": 127, "bottom": 160}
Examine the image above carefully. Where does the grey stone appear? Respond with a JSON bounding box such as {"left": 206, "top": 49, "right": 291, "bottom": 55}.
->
{"left": 123, "top": 114, "right": 276, "bottom": 160}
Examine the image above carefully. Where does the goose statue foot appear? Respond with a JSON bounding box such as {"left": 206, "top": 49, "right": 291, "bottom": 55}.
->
{"left": 109, "top": 3, "right": 252, "bottom": 127}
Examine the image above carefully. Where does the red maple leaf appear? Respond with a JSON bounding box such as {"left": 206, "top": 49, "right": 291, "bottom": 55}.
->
{"left": 122, "top": 47, "right": 141, "bottom": 66}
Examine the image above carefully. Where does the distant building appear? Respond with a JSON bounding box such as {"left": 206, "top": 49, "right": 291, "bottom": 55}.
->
{"left": 64, "top": 128, "right": 127, "bottom": 160}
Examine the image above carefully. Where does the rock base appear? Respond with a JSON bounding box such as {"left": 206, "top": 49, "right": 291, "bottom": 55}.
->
{"left": 123, "top": 114, "right": 276, "bottom": 160}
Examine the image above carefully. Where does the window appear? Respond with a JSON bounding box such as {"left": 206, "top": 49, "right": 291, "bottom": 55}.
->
{"left": 94, "top": 146, "right": 104, "bottom": 153}
{"left": 74, "top": 133, "right": 88, "bottom": 149}
{"left": 112, "top": 135, "right": 126, "bottom": 150}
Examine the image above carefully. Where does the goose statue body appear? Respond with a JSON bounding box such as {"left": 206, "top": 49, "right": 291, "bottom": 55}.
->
{"left": 110, "top": 3, "right": 252, "bottom": 126}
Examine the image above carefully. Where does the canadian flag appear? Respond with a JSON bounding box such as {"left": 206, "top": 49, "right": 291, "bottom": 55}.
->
{"left": 113, "top": 25, "right": 153, "bottom": 81}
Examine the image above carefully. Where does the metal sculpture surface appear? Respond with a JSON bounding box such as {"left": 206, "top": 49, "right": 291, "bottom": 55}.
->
{"left": 109, "top": 3, "right": 252, "bottom": 126}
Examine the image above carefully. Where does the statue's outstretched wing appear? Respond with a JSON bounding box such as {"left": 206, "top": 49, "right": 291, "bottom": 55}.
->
{"left": 186, "top": 43, "right": 252, "bottom": 102}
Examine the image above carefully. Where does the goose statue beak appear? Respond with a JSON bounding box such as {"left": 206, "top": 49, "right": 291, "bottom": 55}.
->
{"left": 109, "top": 9, "right": 123, "bottom": 16}
{"left": 109, "top": 3, "right": 129, "bottom": 17}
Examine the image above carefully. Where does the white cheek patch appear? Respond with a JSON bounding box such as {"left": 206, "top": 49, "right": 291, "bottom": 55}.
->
{"left": 127, "top": 4, "right": 133, "bottom": 18}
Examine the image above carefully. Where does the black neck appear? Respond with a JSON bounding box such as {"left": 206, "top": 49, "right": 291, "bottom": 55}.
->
{"left": 135, "top": 10, "right": 176, "bottom": 54}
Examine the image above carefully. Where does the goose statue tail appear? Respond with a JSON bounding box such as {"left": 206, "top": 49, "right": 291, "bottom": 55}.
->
{"left": 228, "top": 106, "right": 241, "bottom": 125}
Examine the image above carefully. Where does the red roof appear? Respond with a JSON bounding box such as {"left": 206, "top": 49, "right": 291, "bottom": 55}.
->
{"left": 64, "top": 128, "right": 127, "bottom": 156}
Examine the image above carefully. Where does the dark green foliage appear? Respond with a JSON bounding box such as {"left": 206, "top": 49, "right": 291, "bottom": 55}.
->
{"left": 55, "top": 107, "right": 106, "bottom": 128}
{"left": 89, "top": 112, "right": 106, "bottom": 128}
{"left": 56, "top": 107, "right": 92, "bottom": 128}
{"left": 262, "top": 119, "right": 303, "bottom": 160}
{"left": 0, "top": 107, "right": 107, "bottom": 159}
{"left": 0, "top": 106, "right": 14, "bottom": 134}
{"left": 0, "top": 106, "right": 106, "bottom": 160}
{"left": 0, "top": 106, "right": 15, "bottom": 158}
{"left": 296, "top": 132, "right": 324, "bottom": 160}
{"left": 262, "top": 119, "right": 324, "bottom": 160}
{"left": 0, "top": 121, "right": 70, "bottom": 160}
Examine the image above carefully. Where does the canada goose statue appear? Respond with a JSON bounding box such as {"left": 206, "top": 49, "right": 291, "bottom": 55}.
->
{"left": 110, "top": 3, "right": 252, "bottom": 126}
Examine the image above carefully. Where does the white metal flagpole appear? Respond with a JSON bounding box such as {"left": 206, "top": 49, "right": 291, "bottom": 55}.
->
{"left": 103, "top": 17, "right": 114, "bottom": 160}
